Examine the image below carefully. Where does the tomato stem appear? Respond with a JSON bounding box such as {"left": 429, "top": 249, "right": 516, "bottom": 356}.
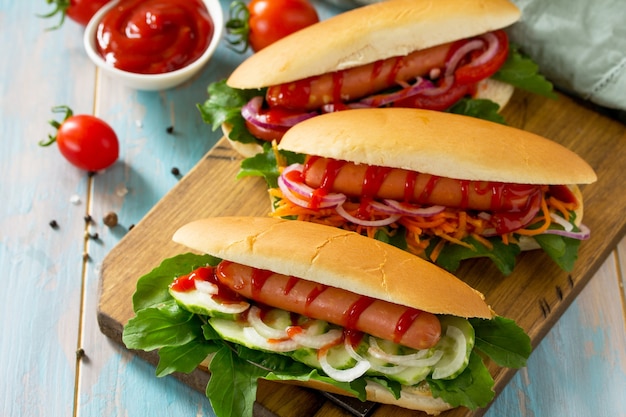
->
{"left": 225, "top": 1, "right": 251, "bottom": 53}
{"left": 38, "top": 0, "right": 71, "bottom": 31}
{"left": 39, "top": 105, "right": 74, "bottom": 147}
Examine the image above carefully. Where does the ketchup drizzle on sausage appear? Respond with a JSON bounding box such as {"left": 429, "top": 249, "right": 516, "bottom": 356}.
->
{"left": 170, "top": 265, "right": 244, "bottom": 304}
{"left": 251, "top": 268, "right": 274, "bottom": 299}
{"left": 214, "top": 261, "right": 442, "bottom": 350}
{"left": 344, "top": 296, "right": 375, "bottom": 330}
{"left": 394, "top": 308, "right": 422, "bottom": 344}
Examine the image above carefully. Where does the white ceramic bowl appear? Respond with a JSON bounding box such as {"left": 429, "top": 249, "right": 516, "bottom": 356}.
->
{"left": 84, "top": 0, "right": 224, "bottom": 91}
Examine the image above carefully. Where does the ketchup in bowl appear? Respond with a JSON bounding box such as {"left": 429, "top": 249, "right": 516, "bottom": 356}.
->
{"left": 95, "top": 0, "right": 215, "bottom": 75}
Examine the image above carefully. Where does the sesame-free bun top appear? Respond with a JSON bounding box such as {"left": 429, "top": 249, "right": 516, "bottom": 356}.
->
{"left": 227, "top": 0, "right": 521, "bottom": 89}
{"left": 173, "top": 216, "right": 493, "bottom": 319}
{"left": 277, "top": 108, "right": 597, "bottom": 185}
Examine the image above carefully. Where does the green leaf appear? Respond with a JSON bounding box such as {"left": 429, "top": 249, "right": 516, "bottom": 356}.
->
{"left": 265, "top": 369, "right": 369, "bottom": 402}
{"left": 196, "top": 80, "right": 264, "bottom": 144}
{"left": 156, "top": 340, "right": 220, "bottom": 377}
{"left": 428, "top": 352, "right": 495, "bottom": 410}
{"left": 122, "top": 300, "right": 204, "bottom": 351}
{"left": 532, "top": 232, "right": 581, "bottom": 272}
{"left": 238, "top": 143, "right": 304, "bottom": 188}
{"left": 133, "top": 253, "right": 219, "bottom": 312}
{"left": 374, "top": 226, "right": 408, "bottom": 251}
{"left": 492, "top": 44, "right": 557, "bottom": 99}
{"left": 207, "top": 346, "right": 269, "bottom": 417}
{"left": 471, "top": 316, "right": 531, "bottom": 368}
{"left": 430, "top": 236, "right": 521, "bottom": 275}
{"left": 447, "top": 98, "right": 506, "bottom": 124}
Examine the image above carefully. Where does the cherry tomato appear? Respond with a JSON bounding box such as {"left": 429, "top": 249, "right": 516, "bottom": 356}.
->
{"left": 40, "top": 106, "right": 119, "bottom": 172}
{"left": 41, "top": 0, "right": 111, "bottom": 29}
{"left": 226, "top": 0, "right": 319, "bottom": 53}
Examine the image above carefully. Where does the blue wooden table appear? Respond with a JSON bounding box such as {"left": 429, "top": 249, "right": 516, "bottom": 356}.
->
{"left": 1, "top": 1, "right": 625, "bottom": 416}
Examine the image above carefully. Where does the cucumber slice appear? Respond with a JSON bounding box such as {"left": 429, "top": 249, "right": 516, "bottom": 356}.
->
{"left": 169, "top": 287, "right": 249, "bottom": 319}
{"left": 431, "top": 316, "right": 474, "bottom": 380}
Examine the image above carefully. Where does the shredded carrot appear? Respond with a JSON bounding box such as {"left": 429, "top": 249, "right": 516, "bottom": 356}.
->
{"left": 471, "top": 233, "right": 494, "bottom": 250}
{"left": 269, "top": 182, "right": 577, "bottom": 256}
{"left": 515, "top": 196, "right": 552, "bottom": 236}
{"left": 548, "top": 196, "right": 577, "bottom": 221}
{"left": 429, "top": 240, "right": 447, "bottom": 262}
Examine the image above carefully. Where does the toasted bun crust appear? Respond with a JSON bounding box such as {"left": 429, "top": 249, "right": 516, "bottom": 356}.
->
{"left": 278, "top": 108, "right": 597, "bottom": 185}
{"left": 223, "top": 79, "right": 514, "bottom": 158}
{"left": 173, "top": 216, "right": 493, "bottom": 319}
{"left": 286, "top": 379, "right": 452, "bottom": 415}
{"left": 227, "top": 0, "right": 520, "bottom": 89}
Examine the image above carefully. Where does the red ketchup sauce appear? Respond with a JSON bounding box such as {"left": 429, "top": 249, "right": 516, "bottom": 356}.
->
{"left": 170, "top": 266, "right": 244, "bottom": 304}
{"left": 96, "top": 0, "right": 214, "bottom": 74}
{"left": 301, "top": 156, "right": 549, "bottom": 233}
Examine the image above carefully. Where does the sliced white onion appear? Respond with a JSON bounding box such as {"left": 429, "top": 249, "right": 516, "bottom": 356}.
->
{"left": 344, "top": 339, "right": 407, "bottom": 375}
{"left": 550, "top": 213, "right": 574, "bottom": 232}
{"left": 242, "top": 327, "right": 299, "bottom": 352}
{"left": 319, "top": 348, "right": 371, "bottom": 382}
{"left": 289, "top": 326, "right": 343, "bottom": 349}
{"left": 380, "top": 200, "right": 446, "bottom": 216}
{"left": 336, "top": 203, "right": 401, "bottom": 227}
{"left": 247, "top": 306, "right": 289, "bottom": 340}
{"left": 194, "top": 280, "right": 218, "bottom": 295}
{"left": 368, "top": 337, "right": 444, "bottom": 367}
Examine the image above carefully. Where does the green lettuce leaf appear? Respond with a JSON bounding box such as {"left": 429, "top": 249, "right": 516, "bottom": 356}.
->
{"left": 427, "top": 352, "right": 495, "bottom": 409}
{"left": 533, "top": 232, "right": 581, "bottom": 272}
{"left": 196, "top": 79, "right": 264, "bottom": 145}
{"left": 238, "top": 142, "right": 305, "bottom": 188}
{"left": 447, "top": 98, "right": 506, "bottom": 124}
{"left": 492, "top": 44, "right": 557, "bottom": 99}
{"left": 123, "top": 300, "right": 204, "bottom": 351}
{"left": 429, "top": 236, "right": 521, "bottom": 276}
{"left": 207, "top": 345, "right": 268, "bottom": 417}
{"left": 471, "top": 316, "right": 532, "bottom": 368}
{"left": 133, "top": 253, "right": 219, "bottom": 312}
{"left": 156, "top": 340, "right": 220, "bottom": 377}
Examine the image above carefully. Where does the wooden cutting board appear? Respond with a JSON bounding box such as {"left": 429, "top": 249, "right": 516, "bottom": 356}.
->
{"left": 98, "top": 90, "right": 626, "bottom": 417}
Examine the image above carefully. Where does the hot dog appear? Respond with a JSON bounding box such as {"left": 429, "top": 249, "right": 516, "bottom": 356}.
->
{"left": 215, "top": 260, "right": 442, "bottom": 350}
{"left": 199, "top": 0, "right": 555, "bottom": 157}
{"left": 122, "top": 216, "right": 532, "bottom": 416}
{"left": 268, "top": 108, "right": 597, "bottom": 275}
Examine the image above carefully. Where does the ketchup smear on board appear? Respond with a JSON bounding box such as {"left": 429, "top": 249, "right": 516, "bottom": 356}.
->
{"left": 96, "top": 0, "right": 214, "bottom": 74}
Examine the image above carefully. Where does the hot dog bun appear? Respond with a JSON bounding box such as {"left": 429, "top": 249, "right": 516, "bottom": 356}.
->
{"left": 277, "top": 108, "right": 597, "bottom": 186}
{"left": 220, "top": 78, "right": 516, "bottom": 159}
{"left": 173, "top": 216, "right": 493, "bottom": 320}
{"left": 227, "top": 0, "right": 521, "bottom": 89}
{"left": 287, "top": 378, "right": 453, "bottom": 414}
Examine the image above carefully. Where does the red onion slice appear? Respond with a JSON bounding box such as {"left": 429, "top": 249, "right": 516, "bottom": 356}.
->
{"left": 278, "top": 164, "right": 347, "bottom": 208}
{"left": 241, "top": 97, "right": 317, "bottom": 130}
{"left": 336, "top": 203, "right": 401, "bottom": 227}
{"left": 358, "top": 77, "right": 435, "bottom": 107}
{"left": 444, "top": 39, "right": 485, "bottom": 77}
{"left": 380, "top": 200, "right": 446, "bottom": 216}
{"left": 462, "top": 32, "right": 500, "bottom": 69}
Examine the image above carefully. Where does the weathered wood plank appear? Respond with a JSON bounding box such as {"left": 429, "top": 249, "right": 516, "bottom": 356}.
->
{"left": 0, "top": 1, "right": 97, "bottom": 416}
